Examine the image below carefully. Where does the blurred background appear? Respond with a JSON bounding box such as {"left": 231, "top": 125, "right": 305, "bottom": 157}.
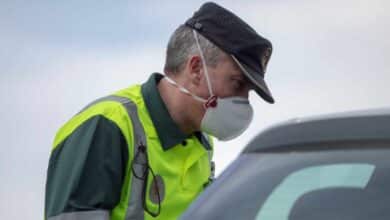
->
{"left": 1, "top": 0, "right": 389, "bottom": 219}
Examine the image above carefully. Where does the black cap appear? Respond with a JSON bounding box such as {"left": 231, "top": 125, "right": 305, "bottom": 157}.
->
{"left": 185, "top": 2, "right": 274, "bottom": 103}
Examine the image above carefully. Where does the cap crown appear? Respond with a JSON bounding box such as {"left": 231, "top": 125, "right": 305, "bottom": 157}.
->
{"left": 185, "top": 2, "right": 272, "bottom": 76}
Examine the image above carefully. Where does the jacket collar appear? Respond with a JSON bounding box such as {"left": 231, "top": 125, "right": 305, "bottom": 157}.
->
{"left": 141, "top": 73, "right": 211, "bottom": 151}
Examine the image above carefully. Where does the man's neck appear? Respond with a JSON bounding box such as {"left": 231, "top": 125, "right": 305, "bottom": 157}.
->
{"left": 158, "top": 77, "right": 198, "bottom": 135}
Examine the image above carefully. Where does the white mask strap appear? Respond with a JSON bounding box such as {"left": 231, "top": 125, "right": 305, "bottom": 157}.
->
{"left": 192, "top": 29, "right": 214, "bottom": 97}
{"left": 164, "top": 76, "right": 207, "bottom": 103}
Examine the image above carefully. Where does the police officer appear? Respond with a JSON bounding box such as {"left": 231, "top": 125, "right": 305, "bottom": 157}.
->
{"left": 45, "top": 2, "right": 274, "bottom": 220}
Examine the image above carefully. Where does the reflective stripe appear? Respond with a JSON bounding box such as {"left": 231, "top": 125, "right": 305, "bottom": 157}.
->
{"left": 81, "top": 95, "right": 147, "bottom": 220}
{"left": 117, "top": 96, "right": 147, "bottom": 220}
{"left": 77, "top": 96, "right": 119, "bottom": 114}
{"left": 48, "top": 210, "right": 109, "bottom": 220}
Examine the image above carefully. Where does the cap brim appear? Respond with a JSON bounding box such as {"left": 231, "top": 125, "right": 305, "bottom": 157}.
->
{"left": 231, "top": 55, "right": 274, "bottom": 104}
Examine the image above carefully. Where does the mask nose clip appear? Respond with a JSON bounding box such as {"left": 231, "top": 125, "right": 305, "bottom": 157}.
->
{"left": 204, "top": 95, "right": 218, "bottom": 109}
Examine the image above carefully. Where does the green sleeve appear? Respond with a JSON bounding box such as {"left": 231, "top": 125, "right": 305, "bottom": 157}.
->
{"left": 45, "top": 115, "right": 129, "bottom": 218}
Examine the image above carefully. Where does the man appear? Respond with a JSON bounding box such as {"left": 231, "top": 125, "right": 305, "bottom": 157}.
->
{"left": 45, "top": 2, "right": 274, "bottom": 220}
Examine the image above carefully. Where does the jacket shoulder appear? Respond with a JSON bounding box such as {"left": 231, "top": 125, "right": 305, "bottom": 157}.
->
{"left": 53, "top": 86, "right": 142, "bottom": 149}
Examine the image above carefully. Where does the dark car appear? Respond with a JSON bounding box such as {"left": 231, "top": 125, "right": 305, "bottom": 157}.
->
{"left": 181, "top": 108, "right": 390, "bottom": 220}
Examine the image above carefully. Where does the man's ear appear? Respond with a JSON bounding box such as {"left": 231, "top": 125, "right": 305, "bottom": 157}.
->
{"left": 187, "top": 55, "right": 203, "bottom": 86}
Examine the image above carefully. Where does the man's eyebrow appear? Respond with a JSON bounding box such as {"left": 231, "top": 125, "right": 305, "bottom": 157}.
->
{"left": 230, "top": 72, "right": 245, "bottom": 79}
{"left": 233, "top": 75, "right": 251, "bottom": 84}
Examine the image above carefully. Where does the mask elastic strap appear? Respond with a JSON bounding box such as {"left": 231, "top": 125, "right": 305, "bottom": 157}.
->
{"left": 193, "top": 29, "right": 214, "bottom": 98}
{"left": 164, "top": 76, "right": 207, "bottom": 103}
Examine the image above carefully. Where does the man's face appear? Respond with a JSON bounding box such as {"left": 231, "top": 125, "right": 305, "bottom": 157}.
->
{"left": 198, "top": 55, "right": 254, "bottom": 100}
{"left": 180, "top": 53, "right": 254, "bottom": 131}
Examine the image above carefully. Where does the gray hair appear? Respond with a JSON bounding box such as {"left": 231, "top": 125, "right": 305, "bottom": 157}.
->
{"left": 164, "top": 25, "right": 225, "bottom": 74}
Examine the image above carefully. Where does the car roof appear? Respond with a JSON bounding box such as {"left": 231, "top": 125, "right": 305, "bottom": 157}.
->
{"left": 244, "top": 107, "right": 390, "bottom": 153}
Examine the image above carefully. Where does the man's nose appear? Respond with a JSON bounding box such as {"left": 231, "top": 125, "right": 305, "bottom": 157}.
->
{"left": 237, "top": 88, "right": 250, "bottom": 99}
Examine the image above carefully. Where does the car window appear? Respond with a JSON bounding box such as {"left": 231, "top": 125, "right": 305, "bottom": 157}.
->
{"left": 256, "top": 163, "right": 375, "bottom": 220}
{"left": 181, "top": 143, "right": 390, "bottom": 220}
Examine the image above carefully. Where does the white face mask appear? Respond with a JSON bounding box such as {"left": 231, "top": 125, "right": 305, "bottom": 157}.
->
{"left": 164, "top": 30, "right": 254, "bottom": 141}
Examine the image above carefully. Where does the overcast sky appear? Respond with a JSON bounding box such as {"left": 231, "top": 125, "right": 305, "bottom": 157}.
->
{"left": 1, "top": 0, "right": 389, "bottom": 219}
